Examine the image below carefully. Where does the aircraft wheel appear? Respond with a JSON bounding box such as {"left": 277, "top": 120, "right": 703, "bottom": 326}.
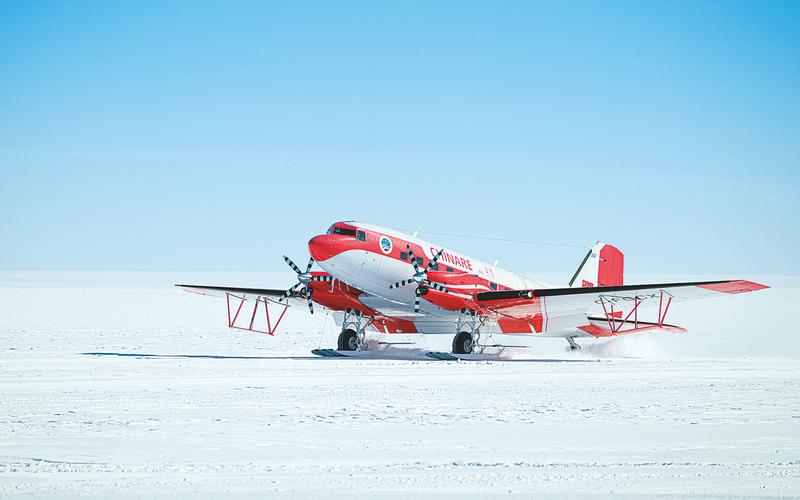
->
{"left": 338, "top": 329, "right": 359, "bottom": 351}
{"left": 452, "top": 331, "right": 474, "bottom": 354}
{"left": 566, "top": 337, "right": 581, "bottom": 351}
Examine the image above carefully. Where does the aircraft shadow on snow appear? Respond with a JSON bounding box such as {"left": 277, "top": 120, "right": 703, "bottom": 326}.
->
{"left": 81, "top": 352, "right": 319, "bottom": 360}
{"left": 81, "top": 351, "right": 596, "bottom": 362}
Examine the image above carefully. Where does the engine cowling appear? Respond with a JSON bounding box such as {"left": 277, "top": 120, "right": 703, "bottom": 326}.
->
{"left": 418, "top": 286, "right": 481, "bottom": 312}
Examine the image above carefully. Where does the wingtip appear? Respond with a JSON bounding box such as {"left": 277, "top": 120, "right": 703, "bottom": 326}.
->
{"left": 696, "top": 280, "right": 769, "bottom": 294}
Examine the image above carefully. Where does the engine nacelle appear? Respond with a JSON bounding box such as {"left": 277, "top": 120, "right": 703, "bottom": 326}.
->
{"left": 419, "top": 286, "right": 481, "bottom": 312}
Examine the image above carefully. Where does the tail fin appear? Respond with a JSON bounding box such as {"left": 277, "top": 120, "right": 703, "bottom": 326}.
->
{"left": 568, "top": 242, "right": 624, "bottom": 288}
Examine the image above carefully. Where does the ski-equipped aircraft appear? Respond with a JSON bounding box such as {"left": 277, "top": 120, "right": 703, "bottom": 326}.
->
{"left": 177, "top": 221, "right": 768, "bottom": 357}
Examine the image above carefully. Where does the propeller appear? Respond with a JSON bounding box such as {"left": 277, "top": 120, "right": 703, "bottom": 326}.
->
{"left": 389, "top": 245, "right": 449, "bottom": 312}
{"left": 278, "top": 255, "right": 332, "bottom": 314}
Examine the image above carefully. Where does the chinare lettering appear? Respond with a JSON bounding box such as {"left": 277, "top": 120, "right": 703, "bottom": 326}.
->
{"left": 430, "top": 247, "right": 473, "bottom": 271}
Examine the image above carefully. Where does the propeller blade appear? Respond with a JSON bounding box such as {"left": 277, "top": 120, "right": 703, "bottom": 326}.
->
{"left": 426, "top": 248, "right": 445, "bottom": 272}
{"left": 430, "top": 282, "right": 449, "bottom": 293}
{"left": 407, "top": 245, "right": 420, "bottom": 274}
{"left": 278, "top": 282, "right": 301, "bottom": 301}
{"left": 389, "top": 279, "right": 412, "bottom": 289}
{"left": 414, "top": 287, "right": 421, "bottom": 313}
{"left": 305, "top": 257, "right": 314, "bottom": 273}
{"left": 306, "top": 288, "right": 314, "bottom": 314}
{"left": 311, "top": 275, "right": 333, "bottom": 282}
{"left": 283, "top": 255, "right": 303, "bottom": 275}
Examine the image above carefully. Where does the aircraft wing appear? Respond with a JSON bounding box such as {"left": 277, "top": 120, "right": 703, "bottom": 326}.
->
{"left": 175, "top": 284, "right": 288, "bottom": 301}
{"left": 475, "top": 279, "right": 768, "bottom": 320}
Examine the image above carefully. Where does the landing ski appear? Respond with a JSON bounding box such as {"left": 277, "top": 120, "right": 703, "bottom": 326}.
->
{"left": 311, "top": 348, "right": 430, "bottom": 360}
{"left": 311, "top": 349, "right": 353, "bottom": 358}
{"left": 424, "top": 351, "right": 497, "bottom": 361}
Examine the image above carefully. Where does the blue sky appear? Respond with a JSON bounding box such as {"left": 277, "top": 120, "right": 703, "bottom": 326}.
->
{"left": 1, "top": 1, "right": 798, "bottom": 276}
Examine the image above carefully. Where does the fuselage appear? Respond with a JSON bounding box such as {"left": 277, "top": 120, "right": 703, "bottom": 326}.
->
{"left": 307, "top": 221, "right": 554, "bottom": 332}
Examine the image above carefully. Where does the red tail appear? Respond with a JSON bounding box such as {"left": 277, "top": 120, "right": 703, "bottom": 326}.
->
{"left": 569, "top": 242, "right": 624, "bottom": 288}
{"left": 598, "top": 244, "right": 624, "bottom": 286}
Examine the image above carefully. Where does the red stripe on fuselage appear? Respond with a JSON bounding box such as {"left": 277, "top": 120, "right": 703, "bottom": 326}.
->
{"left": 308, "top": 224, "right": 515, "bottom": 295}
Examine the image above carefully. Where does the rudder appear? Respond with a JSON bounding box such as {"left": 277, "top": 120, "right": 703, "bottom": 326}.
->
{"left": 568, "top": 242, "right": 624, "bottom": 287}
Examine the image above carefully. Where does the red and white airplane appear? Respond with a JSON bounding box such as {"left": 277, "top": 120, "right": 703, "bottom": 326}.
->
{"left": 177, "top": 221, "right": 768, "bottom": 356}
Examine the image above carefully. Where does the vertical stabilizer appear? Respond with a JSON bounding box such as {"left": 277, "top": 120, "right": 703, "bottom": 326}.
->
{"left": 568, "top": 242, "right": 624, "bottom": 287}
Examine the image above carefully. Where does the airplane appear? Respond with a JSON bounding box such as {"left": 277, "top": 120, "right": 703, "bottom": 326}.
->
{"left": 176, "top": 221, "right": 768, "bottom": 357}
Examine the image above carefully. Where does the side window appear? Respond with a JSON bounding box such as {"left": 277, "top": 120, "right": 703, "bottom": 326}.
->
{"left": 446, "top": 267, "right": 454, "bottom": 272}
{"left": 429, "top": 263, "right": 439, "bottom": 271}
{"left": 356, "top": 230, "right": 366, "bottom": 242}
{"left": 400, "top": 252, "right": 408, "bottom": 261}
{"left": 416, "top": 257, "right": 423, "bottom": 266}
{"left": 490, "top": 282, "right": 498, "bottom": 290}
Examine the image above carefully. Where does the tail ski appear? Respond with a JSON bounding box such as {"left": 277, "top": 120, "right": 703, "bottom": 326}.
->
{"left": 568, "top": 242, "right": 624, "bottom": 288}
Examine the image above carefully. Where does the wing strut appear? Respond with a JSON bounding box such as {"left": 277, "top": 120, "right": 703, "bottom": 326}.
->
{"left": 590, "top": 290, "right": 682, "bottom": 336}
{"left": 599, "top": 295, "right": 645, "bottom": 333}
{"left": 226, "top": 293, "right": 288, "bottom": 336}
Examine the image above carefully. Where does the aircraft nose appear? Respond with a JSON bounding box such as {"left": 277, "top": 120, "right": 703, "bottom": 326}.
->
{"left": 308, "top": 234, "right": 336, "bottom": 262}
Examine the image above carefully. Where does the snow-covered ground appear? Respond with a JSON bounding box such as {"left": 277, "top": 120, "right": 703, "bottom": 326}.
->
{"left": 1, "top": 272, "right": 799, "bottom": 498}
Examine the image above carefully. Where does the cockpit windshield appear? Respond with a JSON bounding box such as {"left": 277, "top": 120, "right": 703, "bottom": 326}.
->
{"left": 326, "top": 223, "right": 357, "bottom": 237}
{"left": 333, "top": 227, "right": 357, "bottom": 236}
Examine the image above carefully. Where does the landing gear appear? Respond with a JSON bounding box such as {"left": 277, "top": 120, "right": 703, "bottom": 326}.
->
{"left": 566, "top": 337, "right": 581, "bottom": 350}
{"left": 337, "top": 308, "right": 372, "bottom": 351}
{"left": 452, "top": 331, "right": 474, "bottom": 354}
{"left": 452, "top": 308, "right": 484, "bottom": 354}
{"left": 338, "top": 329, "right": 359, "bottom": 351}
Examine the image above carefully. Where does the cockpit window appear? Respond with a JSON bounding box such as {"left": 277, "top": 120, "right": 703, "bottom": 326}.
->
{"left": 356, "top": 230, "right": 366, "bottom": 242}
{"left": 333, "top": 227, "right": 357, "bottom": 236}
{"left": 326, "top": 224, "right": 335, "bottom": 234}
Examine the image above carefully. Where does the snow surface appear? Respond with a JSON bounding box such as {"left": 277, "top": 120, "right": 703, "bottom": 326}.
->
{"left": 1, "top": 272, "right": 799, "bottom": 498}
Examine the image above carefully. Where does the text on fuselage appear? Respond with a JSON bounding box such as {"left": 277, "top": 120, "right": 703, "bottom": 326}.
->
{"left": 430, "top": 247, "right": 473, "bottom": 271}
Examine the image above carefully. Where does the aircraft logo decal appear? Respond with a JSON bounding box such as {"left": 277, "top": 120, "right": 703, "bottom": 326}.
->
{"left": 379, "top": 236, "right": 393, "bottom": 254}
